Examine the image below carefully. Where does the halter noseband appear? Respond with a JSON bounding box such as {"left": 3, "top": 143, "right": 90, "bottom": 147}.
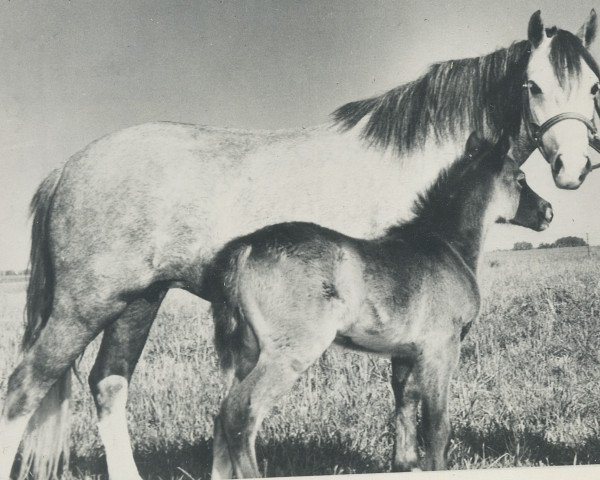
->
{"left": 522, "top": 81, "right": 600, "bottom": 170}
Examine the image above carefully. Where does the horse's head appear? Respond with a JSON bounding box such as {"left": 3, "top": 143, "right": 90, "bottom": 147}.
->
{"left": 524, "top": 10, "right": 600, "bottom": 189}
{"left": 466, "top": 133, "right": 553, "bottom": 232}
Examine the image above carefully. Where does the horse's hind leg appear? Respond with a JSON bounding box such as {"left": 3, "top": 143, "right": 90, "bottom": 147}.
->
{"left": 390, "top": 357, "right": 419, "bottom": 472}
{"left": 88, "top": 287, "right": 167, "bottom": 480}
{"left": 0, "top": 292, "right": 127, "bottom": 479}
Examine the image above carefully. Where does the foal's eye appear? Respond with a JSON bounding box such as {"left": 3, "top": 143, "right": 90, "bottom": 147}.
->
{"left": 516, "top": 171, "right": 526, "bottom": 187}
{"left": 591, "top": 83, "right": 600, "bottom": 95}
{"left": 528, "top": 81, "right": 543, "bottom": 95}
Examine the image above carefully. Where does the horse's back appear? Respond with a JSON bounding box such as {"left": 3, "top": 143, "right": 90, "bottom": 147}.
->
{"left": 43, "top": 120, "right": 460, "bottom": 298}
{"left": 47, "top": 123, "right": 335, "bottom": 293}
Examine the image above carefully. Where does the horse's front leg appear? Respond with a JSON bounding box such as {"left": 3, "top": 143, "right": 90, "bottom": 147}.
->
{"left": 390, "top": 357, "right": 419, "bottom": 472}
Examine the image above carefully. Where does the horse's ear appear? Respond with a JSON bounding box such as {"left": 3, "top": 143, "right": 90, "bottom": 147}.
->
{"left": 577, "top": 9, "right": 598, "bottom": 48}
{"left": 528, "top": 10, "right": 545, "bottom": 48}
{"left": 465, "top": 132, "right": 485, "bottom": 157}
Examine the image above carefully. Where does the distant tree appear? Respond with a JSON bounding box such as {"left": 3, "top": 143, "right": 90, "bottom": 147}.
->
{"left": 513, "top": 242, "right": 533, "bottom": 251}
{"left": 4, "top": 270, "right": 17, "bottom": 276}
{"left": 538, "top": 242, "right": 554, "bottom": 249}
{"left": 553, "top": 236, "right": 587, "bottom": 248}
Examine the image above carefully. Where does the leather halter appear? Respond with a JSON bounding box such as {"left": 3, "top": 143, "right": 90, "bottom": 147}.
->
{"left": 522, "top": 81, "right": 600, "bottom": 170}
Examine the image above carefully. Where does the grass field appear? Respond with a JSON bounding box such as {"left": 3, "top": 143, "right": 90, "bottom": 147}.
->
{"left": 1, "top": 246, "right": 600, "bottom": 479}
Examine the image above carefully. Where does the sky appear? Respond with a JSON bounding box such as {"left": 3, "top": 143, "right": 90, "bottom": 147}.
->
{"left": 1, "top": 0, "right": 600, "bottom": 270}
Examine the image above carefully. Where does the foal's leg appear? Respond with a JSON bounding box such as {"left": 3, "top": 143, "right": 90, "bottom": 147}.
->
{"left": 390, "top": 358, "right": 419, "bottom": 472}
{"left": 212, "top": 363, "right": 256, "bottom": 480}
{"left": 221, "top": 322, "right": 337, "bottom": 478}
{"left": 418, "top": 340, "right": 461, "bottom": 471}
{"left": 88, "top": 288, "right": 166, "bottom": 480}
{"left": 0, "top": 292, "right": 127, "bottom": 479}
{"left": 212, "top": 307, "right": 260, "bottom": 480}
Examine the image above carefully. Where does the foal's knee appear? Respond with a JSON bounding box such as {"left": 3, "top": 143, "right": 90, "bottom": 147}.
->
{"left": 220, "top": 396, "right": 252, "bottom": 440}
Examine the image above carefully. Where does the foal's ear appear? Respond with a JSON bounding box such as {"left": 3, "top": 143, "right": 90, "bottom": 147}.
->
{"left": 528, "top": 10, "right": 546, "bottom": 48}
{"left": 577, "top": 9, "right": 598, "bottom": 48}
{"left": 495, "top": 132, "right": 511, "bottom": 157}
{"left": 465, "top": 132, "right": 485, "bottom": 158}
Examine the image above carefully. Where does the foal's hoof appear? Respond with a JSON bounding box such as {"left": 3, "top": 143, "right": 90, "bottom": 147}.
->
{"left": 391, "top": 462, "right": 419, "bottom": 473}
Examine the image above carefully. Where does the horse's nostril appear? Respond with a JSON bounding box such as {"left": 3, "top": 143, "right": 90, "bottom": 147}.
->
{"left": 553, "top": 155, "right": 564, "bottom": 175}
{"left": 545, "top": 206, "right": 554, "bottom": 222}
{"left": 586, "top": 156, "right": 592, "bottom": 172}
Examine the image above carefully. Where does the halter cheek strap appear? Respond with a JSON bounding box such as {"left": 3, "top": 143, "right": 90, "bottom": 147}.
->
{"left": 522, "top": 82, "right": 600, "bottom": 170}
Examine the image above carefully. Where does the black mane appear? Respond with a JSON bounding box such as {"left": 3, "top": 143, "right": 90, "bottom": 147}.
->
{"left": 332, "top": 29, "right": 600, "bottom": 154}
{"left": 407, "top": 147, "right": 495, "bottom": 231}
{"left": 548, "top": 28, "right": 600, "bottom": 87}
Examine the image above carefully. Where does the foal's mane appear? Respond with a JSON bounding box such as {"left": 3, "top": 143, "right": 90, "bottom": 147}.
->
{"left": 333, "top": 29, "right": 600, "bottom": 154}
{"left": 406, "top": 145, "right": 495, "bottom": 231}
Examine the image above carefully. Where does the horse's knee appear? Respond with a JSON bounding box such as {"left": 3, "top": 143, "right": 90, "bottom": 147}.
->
{"left": 4, "top": 351, "right": 66, "bottom": 420}
{"left": 90, "top": 375, "right": 129, "bottom": 416}
{"left": 4, "top": 363, "right": 36, "bottom": 419}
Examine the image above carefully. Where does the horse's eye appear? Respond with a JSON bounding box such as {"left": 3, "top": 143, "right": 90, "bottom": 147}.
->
{"left": 591, "top": 83, "right": 599, "bottom": 95}
{"left": 528, "top": 81, "right": 542, "bottom": 95}
{"left": 516, "top": 171, "right": 526, "bottom": 186}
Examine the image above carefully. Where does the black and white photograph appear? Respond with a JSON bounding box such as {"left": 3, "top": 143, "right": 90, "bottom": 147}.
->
{"left": 2, "top": 1, "right": 600, "bottom": 479}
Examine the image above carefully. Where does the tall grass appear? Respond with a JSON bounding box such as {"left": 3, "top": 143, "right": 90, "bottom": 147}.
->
{"left": 1, "top": 247, "right": 600, "bottom": 478}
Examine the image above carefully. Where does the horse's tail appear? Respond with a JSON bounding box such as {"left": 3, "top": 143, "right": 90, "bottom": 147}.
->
{"left": 18, "top": 167, "right": 72, "bottom": 480}
{"left": 211, "top": 245, "right": 253, "bottom": 373}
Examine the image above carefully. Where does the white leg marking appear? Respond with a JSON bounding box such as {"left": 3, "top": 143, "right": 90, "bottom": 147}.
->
{"left": 95, "top": 375, "right": 141, "bottom": 480}
{"left": 0, "top": 414, "right": 30, "bottom": 479}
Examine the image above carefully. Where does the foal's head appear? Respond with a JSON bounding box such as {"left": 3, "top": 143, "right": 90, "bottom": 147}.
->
{"left": 410, "top": 133, "right": 552, "bottom": 239}
{"left": 464, "top": 133, "right": 553, "bottom": 232}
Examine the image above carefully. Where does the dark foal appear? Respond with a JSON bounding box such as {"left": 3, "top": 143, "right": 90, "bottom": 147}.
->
{"left": 206, "top": 133, "right": 553, "bottom": 478}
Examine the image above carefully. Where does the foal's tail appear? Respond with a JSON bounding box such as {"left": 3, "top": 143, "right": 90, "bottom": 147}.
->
{"left": 211, "top": 245, "right": 253, "bottom": 372}
{"left": 18, "top": 167, "right": 72, "bottom": 480}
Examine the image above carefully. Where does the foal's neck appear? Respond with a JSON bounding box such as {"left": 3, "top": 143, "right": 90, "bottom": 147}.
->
{"left": 397, "top": 177, "right": 494, "bottom": 275}
{"left": 441, "top": 205, "right": 490, "bottom": 274}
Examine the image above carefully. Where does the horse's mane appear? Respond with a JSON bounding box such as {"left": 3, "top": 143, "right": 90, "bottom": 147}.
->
{"left": 548, "top": 28, "right": 600, "bottom": 86}
{"left": 332, "top": 29, "right": 600, "bottom": 154}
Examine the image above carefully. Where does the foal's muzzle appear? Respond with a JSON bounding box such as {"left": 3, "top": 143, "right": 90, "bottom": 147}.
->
{"left": 537, "top": 203, "right": 554, "bottom": 231}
